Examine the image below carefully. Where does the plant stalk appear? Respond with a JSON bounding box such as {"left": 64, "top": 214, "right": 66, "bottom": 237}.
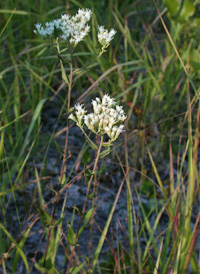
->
{"left": 43, "top": 49, "right": 73, "bottom": 269}
{"left": 66, "top": 136, "right": 104, "bottom": 274}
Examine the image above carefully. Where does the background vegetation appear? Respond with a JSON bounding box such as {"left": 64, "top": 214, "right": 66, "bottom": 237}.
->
{"left": 0, "top": 0, "right": 199, "bottom": 273}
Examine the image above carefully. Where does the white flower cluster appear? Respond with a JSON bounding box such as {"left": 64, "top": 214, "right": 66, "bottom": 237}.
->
{"left": 97, "top": 26, "right": 117, "bottom": 48}
{"left": 34, "top": 9, "right": 92, "bottom": 46}
{"left": 34, "top": 9, "right": 117, "bottom": 49}
{"left": 34, "top": 22, "right": 55, "bottom": 37}
{"left": 69, "top": 103, "right": 87, "bottom": 126}
{"left": 69, "top": 95, "right": 126, "bottom": 142}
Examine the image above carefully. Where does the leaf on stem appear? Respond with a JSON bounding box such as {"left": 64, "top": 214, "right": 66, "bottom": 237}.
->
{"left": 35, "top": 258, "right": 52, "bottom": 273}
{"left": 38, "top": 207, "right": 52, "bottom": 228}
{"left": 67, "top": 226, "right": 76, "bottom": 245}
{"left": 100, "top": 147, "right": 111, "bottom": 158}
{"left": 70, "top": 262, "right": 86, "bottom": 274}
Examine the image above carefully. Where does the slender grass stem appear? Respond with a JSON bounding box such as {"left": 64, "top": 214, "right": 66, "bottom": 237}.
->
{"left": 124, "top": 132, "right": 134, "bottom": 259}
{"left": 42, "top": 48, "right": 73, "bottom": 269}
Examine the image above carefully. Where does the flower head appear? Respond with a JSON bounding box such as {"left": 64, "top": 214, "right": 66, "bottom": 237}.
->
{"left": 98, "top": 26, "right": 117, "bottom": 49}
{"left": 69, "top": 95, "right": 126, "bottom": 142}
{"left": 34, "top": 10, "right": 116, "bottom": 50}
{"left": 34, "top": 9, "right": 92, "bottom": 46}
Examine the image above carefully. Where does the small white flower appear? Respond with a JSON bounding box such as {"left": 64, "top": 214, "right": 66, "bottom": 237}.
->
{"left": 109, "top": 117, "right": 115, "bottom": 124}
{"left": 104, "top": 126, "right": 110, "bottom": 132}
{"left": 98, "top": 25, "right": 116, "bottom": 48}
{"left": 69, "top": 113, "right": 76, "bottom": 121}
{"left": 117, "top": 127, "right": 123, "bottom": 133}
{"left": 116, "top": 105, "right": 123, "bottom": 112}
{"left": 84, "top": 9, "right": 92, "bottom": 20}
{"left": 96, "top": 97, "right": 100, "bottom": 103}
{"left": 74, "top": 103, "right": 84, "bottom": 111}
{"left": 69, "top": 113, "right": 74, "bottom": 119}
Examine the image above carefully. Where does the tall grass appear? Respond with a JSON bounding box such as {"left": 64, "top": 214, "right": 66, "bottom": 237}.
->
{"left": 0, "top": 0, "right": 199, "bottom": 273}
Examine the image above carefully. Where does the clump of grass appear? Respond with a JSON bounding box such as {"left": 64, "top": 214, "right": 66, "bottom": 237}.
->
{"left": 0, "top": 0, "right": 199, "bottom": 273}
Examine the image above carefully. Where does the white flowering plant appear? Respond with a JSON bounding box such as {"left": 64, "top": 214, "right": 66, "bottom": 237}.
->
{"left": 34, "top": 8, "right": 116, "bottom": 53}
{"left": 33, "top": 8, "right": 119, "bottom": 271}
{"left": 69, "top": 94, "right": 126, "bottom": 153}
{"left": 34, "top": 9, "right": 92, "bottom": 47}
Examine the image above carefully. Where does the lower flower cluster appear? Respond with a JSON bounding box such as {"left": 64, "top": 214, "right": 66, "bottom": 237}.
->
{"left": 69, "top": 94, "right": 126, "bottom": 142}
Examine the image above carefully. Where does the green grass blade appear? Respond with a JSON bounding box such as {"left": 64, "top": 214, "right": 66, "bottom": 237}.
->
{"left": 0, "top": 8, "right": 16, "bottom": 38}
{"left": 12, "top": 219, "right": 38, "bottom": 273}
{"left": 0, "top": 223, "right": 29, "bottom": 272}
{"left": 92, "top": 178, "right": 125, "bottom": 271}
{"left": 19, "top": 98, "right": 46, "bottom": 157}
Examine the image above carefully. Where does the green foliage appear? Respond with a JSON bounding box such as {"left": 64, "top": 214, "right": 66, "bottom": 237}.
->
{"left": 163, "top": 0, "right": 200, "bottom": 76}
{"left": 0, "top": 0, "right": 199, "bottom": 273}
{"left": 163, "top": 0, "right": 196, "bottom": 22}
{"left": 67, "top": 226, "right": 76, "bottom": 246}
{"left": 69, "top": 262, "right": 86, "bottom": 274}
{"left": 35, "top": 258, "right": 52, "bottom": 273}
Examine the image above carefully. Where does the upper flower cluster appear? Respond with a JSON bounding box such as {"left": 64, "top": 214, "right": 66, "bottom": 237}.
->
{"left": 34, "top": 9, "right": 92, "bottom": 46}
{"left": 34, "top": 9, "right": 116, "bottom": 48}
{"left": 69, "top": 95, "right": 126, "bottom": 142}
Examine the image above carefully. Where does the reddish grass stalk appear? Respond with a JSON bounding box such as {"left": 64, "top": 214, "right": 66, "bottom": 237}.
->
{"left": 42, "top": 55, "right": 73, "bottom": 269}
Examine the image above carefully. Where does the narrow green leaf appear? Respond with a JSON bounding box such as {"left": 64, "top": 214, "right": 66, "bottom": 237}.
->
{"left": 0, "top": 130, "right": 4, "bottom": 159}
{"left": 67, "top": 226, "right": 76, "bottom": 245}
{"left": 0, "top": 223, "right": 29, "bottom": 272}
{"left": 92, "top": 178, "right": 125, "bottom": 270}
{"left": 0, "top": 110, "right": 31, "bottom": 132}
{"left": 58, "top": 174, "right": 66, "bottom": 185}
{"left": 0, "top": 9, "right": 31, "bottom": 15}
{"left": 83, "top": 208, "right": 94, "bottom": 222}
{"left": 66, "top": 107, "right": 74, "bottom": 114}
{"left": 38, "top": 207, "right": 51, "bottom": 228}
{"left": 70, "top": 262, "right": 86, "bottom": 274}
{"left": 34, "top": 262, "right": 48, "bottom": 273}
{"left": 0, "top": 9, "right": 16, "bottom": 38}
{"left": 60, "top": 60, "right": 69, "bottom": 85}
{"left": 12, "top": 221, "right": 36, "bottom": 273}
{"left": 52, "top": 217, "right": 64, "bottom": 227}
{"left": 85, "top": 136, "right": 98, "bottom": 150}
{"left": 88, "top": 193, "right": 94, "bottom": 199}
{"left": 100, "top": 147, "right": 111, "bottom": 158}
{"left": 102, "top": 142, "right": 113, "bottom": 147}
{"left": 19, "top": 98, "right": 46, "bottom": 158}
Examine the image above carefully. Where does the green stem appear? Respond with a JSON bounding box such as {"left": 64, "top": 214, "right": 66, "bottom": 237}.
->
{"left": 184, "top": 77, "right": 194, "bottom": 232}
{"left": 65, "top": 136, "right": 104, "bottom": 274}
{"left": 82, "top": 136, "right": 103, "bottom": 216}
{"left": 182, "top": 73, "right": 195, "bottom": 271}
{"left": 125, "top": 131, "right": 135, "bottom": 267}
